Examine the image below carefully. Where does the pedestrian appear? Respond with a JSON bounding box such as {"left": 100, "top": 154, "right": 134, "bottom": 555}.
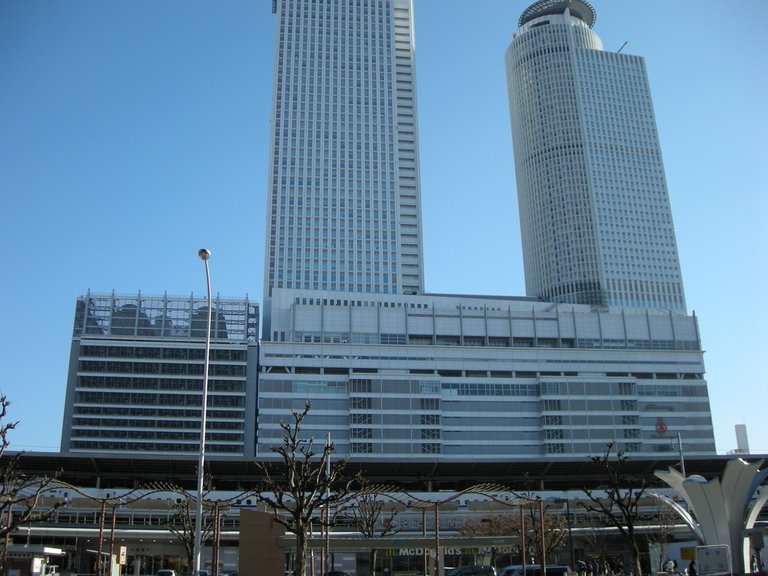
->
{"left": 687, "top": 560, "right": 697, "bottom": 576}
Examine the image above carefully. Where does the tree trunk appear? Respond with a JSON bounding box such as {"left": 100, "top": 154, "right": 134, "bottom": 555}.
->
{"left": 186, "top": 549, "right": 193, "bottom": 575}
{"left": 295, "top": 528, "right": 308, "bottom": 576}
{"left": 630, "top": 540, "right": 643, "bottom": 576}
{"left": 369, "top": 548, "right": 378, "bottom": 576}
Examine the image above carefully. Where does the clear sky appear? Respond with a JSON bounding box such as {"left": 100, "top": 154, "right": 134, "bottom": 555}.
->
{"left": 1, "top": 1, "right": 766, "bottom": 455}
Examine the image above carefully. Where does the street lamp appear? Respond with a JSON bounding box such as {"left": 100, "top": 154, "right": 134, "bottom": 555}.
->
{"left": 193, "top": 248, "right": 212, "bottom": 576}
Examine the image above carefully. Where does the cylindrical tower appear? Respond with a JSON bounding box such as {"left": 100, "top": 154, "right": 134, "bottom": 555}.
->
{"left": 505, "top": 0, "right": 687, "bottom": 312}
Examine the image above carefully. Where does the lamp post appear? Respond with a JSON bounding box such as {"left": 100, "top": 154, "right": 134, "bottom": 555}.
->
{"left": 538, "top": 498, "right": 546, "bottom": 576}
{"left": 193, "top": 248, "right": 212, "bottom": 576}
{"left": 325, "top": 432, "right": 331, "bottom": 575}
{"left": 96, "top": 500, "right": 106, "bottom": 576}
{"left": 520, "top": 503, "right": 526, "bottom": 576}
{"left": 563, "top": 496, "right": 574, "bottom": 569}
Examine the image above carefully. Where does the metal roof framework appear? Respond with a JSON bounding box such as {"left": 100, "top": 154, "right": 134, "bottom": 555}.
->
{"left": 5, "top": 452, "right": 763, "bottom": 493}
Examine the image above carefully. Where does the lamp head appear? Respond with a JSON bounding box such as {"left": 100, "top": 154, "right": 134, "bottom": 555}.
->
{"left": 198, "top": 248, "right": 211, "bottom": 261}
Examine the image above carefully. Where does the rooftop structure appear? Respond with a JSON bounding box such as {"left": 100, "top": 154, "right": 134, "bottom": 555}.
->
{"left": 519, "top": 0, "right": 596, "bottom": 28}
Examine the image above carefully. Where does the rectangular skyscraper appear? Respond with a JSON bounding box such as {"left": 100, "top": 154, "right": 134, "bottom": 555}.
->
{"left": 263, "top": 0, "right": 425, "bottom": 337}
{"left": 505, "top": 0, "right": 687, "bottom": 313}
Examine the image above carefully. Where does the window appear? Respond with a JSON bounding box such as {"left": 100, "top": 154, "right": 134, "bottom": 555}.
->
{"left": 543, "top": 399, "right": 562, "bottom": 411}
{"left": 349, "top": 379, "right": 372, "bottom": 393}
{"left": 620, "top": 399, "right": 637, "bottom": 411}
{"left": 351, "top": 397, "right": 372, "bottom": 410}
{"left": 543, "top": 415, "right": 562, "bottom": 426}
{"left": 351, "top": 414, "right": 372, "bottom": 425}
{"left": 420, "top": 398, "right": 439, "bottom": 411}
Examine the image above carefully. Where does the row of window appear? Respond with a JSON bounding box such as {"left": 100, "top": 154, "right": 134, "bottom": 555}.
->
{"left": 79, "top": 345, "right": 246, "bottom": 361}
{"left": 74, "top": 406, "right": 238, "bottom": 418}
{"left": 350, "top": 442, "right": 440, "bottom": 454}
{"left": 78, "top": 361, "right": 245, "bottom": 377}
{"left": 77, "top": 376, "right": 245, "bottom": 393}
{"left": 75, "top": 392, "right": 245, "bottom": 407}
{"left": 287, "top": 330, "right": 699, "bottom": 351}
{"left": 69, "top": 441, "right": 241, "bottom": 453}
{"left": 72, "top": 417, "right": 243, "bottom": 430}
{"left": 71, "top": 429, "right": 243, "bottom": 442}
{"left": 349, "top": 428, "right": 440, "bottom": 440}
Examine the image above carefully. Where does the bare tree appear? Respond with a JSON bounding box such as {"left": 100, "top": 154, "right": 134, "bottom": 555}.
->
{"left": 462, "top": 504, "right": 568, "bottom": 569}
{"left": 644, "top": 501, "right": 679, "bottom": 574}
{"left": 162, "top": 481, "right": 248, "bottom": 575}
{"left": 579, "top": 516, "right": 616, "bottom": 574}
{"left": 255, "top": 402, "right": 360, "bottom": 576}
{"left": 350, "top": 491, "right": 401, "bottom": 576}
{"left": 0, "top": 396, "right": 63, "bottom": 574}
{"left": 581, "top": 443, "right": 649, "bottom": 576}
{"left": 516, "top": 496, "right": 569, "bottom": 567}
{"left": 462, "top": 514, "right": 515, "bottom": 568}
{"left": 166, "top": 491, "right": 214, "bottom": 572}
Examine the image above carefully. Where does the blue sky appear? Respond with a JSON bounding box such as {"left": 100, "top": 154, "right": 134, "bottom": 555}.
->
{"left": 1, "top": 1, "right": 766, "bottom": 454}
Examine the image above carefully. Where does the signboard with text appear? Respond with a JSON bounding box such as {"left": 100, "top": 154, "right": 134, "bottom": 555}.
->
{"left": 696, "top": 545, "right": 731, "bottom": 576}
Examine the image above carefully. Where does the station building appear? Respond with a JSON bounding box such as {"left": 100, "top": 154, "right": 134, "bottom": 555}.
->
{"left": 6, "top": 452, "right": 766, "bottom": 576}
{"left": 259, "top": 289, "right": 714, "bottom": 459}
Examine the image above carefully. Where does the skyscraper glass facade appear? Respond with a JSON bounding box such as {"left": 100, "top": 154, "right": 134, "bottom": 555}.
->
{"left": 505, "top": 0, "right": 686, "bottom": 312}
{"left": 263, "top": 0, "right": 424, "bottom": 337}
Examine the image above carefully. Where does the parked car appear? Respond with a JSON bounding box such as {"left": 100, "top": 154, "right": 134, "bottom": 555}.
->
{"left": 499, "top": 565, "right": 571, "bottom": 576}
{"left": 445, "top": 566, "right": 497, "bottom": 576}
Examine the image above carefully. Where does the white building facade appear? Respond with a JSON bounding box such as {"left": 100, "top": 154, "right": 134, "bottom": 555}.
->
{"left": 263, "top": 0, "right": 425, "bottom": 337}
{"left": 258, "top": 288, "right": 715, "bottom": 459}
{"left": 505, "top": 0, "right": 686, "bottom": 312}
